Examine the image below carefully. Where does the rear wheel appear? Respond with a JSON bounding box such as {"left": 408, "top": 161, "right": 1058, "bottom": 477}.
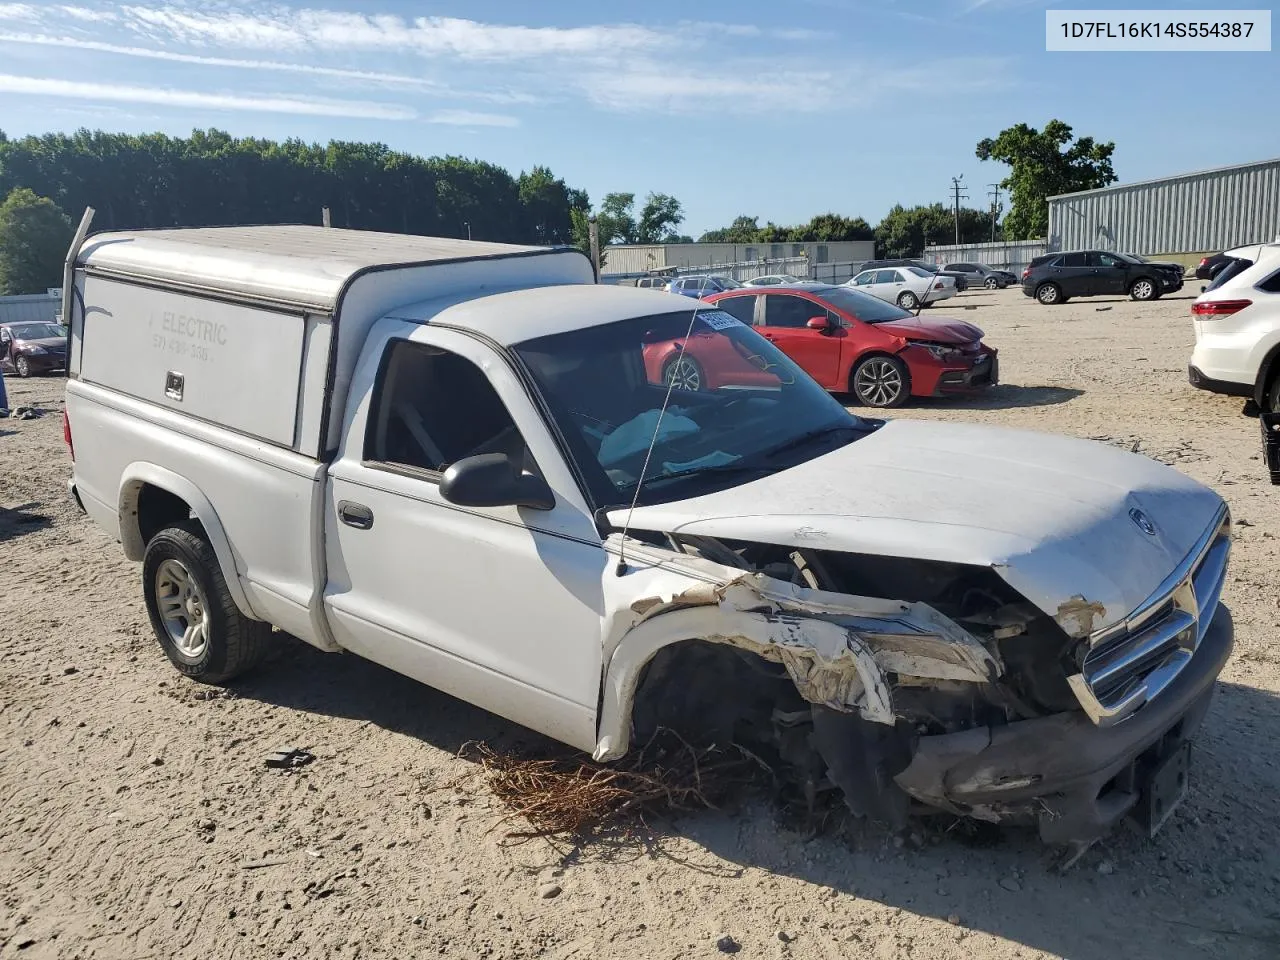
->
{"left": 896, "top": 291, "right": 919, "bottom": 310}
{"left": 1130, "top": 277, "right": 1158, "bottom": 301}
{"left": 1267, "top": 374, "right": 1280, "bottom": 413}
{"left": 142, "top": 521, "right": 270, "bottom": 683}
{"left": 1035, "top": 283, "right": 1063, "bottom": 305}
{"left": 662, "top": 353, "right": 705, "bottom": 393}
{"left": 851, "top": 354, "right": 911, "bottom": 408}
{"left": 984, "top": 277, "right": 999, "bottom": 290}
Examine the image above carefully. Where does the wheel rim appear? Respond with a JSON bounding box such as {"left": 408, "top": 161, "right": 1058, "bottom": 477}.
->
{"left": 1038, "top": 285, "right": 1058, "bottom": 303}
{"left": 155, "top": 559, "right": 210, "bottom": 658}
{"left": 986, "top": 278, "right": 998, "bottom": 289}
{"left": 855, "top": 359, "right": 903, "bottom": 406}
{"left": 664, "top": 355, "right": 701, "bottom": 391}
{"left": 1134, "top": 281, "right": 1153, "bottom": 299}
{"left": 898, "top": 294, "right": 916, "bottom": 309}
{"left": 16, "top": 357, "right": 29, "bottom": 376}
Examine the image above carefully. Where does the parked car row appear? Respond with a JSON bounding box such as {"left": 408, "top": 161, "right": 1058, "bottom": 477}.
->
{"left": 854, "top": 259, "right": 970, "bottom": 292}
{"left": 1022, "top": 250, "right": 1184, "bottom": 305}
{"left": 845, "top": 266, "right": 957, "bottom": 310}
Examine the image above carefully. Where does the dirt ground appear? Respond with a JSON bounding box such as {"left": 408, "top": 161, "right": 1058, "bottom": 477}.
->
{"left": 2, "top": 285, "right": 1279, "bottom": 960}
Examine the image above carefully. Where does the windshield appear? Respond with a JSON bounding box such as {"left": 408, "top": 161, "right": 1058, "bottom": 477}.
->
{"left": 514, "top": 309, "right": 871, "bottom": 508}
{"left": 1206, "top": 257, "right": 1253, "bottom": 291}
{"left": 7, "top": 322, "right": 65, "bottom": 339}
{"left": 1116, "top": 252, "right": 1145, "bottom": 263}
{"left": 820, "top": 286, "right": 914, "bottom": 323}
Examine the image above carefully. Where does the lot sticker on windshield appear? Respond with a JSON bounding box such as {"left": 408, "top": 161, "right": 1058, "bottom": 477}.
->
{"left": 698, "top": 311, "right": 742, "bottom": 331}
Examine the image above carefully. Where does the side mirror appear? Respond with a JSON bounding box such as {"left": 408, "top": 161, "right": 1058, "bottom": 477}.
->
{"left": 439, "top": 452, "right": 555, "bottom": 511}
{"left": 806, "top": 315, "right": 831, "bottom": 330}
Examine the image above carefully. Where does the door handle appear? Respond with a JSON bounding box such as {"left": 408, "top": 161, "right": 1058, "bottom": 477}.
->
{"left": 338, "top": 500, "right": 374, "bottom": 530}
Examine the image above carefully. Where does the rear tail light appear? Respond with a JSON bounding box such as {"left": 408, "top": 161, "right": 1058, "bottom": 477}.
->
{"left": 1021, "top": 267, "right": 1030, "bottom": 280}
{"left": 934, "top": 281, "right": 944, "bottom": 289}
{"left": 63, "top": 409, "right": 74, "bottom": 460}
{"left": 1198, "top": 257, "right": 1209, "bottom": 269}
{"left": 1192, "top": 299, "right": 1252, "bottom": 317}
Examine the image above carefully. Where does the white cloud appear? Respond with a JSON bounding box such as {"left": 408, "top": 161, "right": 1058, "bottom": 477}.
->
{"left": 60, "top": 5, "right": 117, "bottom": 21}
{"left": 0, "top": 2, "right": 114, "bottom": 22}
{"left": 426, "top": 110, "right": 519, "bottom": 128}
{"left": 0, "top": 31, "right": 537, "bottom": 102}
{"left": 0, "top": 3, "right": 37, "bottom": 18}
{"left": 0, "top": 73, "right": 417, "bottom": 118}
{"left": 106, "top": 5, "right": 665, "bottom": 61}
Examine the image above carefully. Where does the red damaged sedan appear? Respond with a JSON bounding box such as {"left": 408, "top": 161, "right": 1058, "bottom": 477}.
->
{"left": 661, "top": 284, "right": 997, "bottom": 408}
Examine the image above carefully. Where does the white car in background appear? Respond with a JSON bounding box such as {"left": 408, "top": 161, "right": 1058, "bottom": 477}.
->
{"left": 1187, "top": 242, "right": 1280, "bottom": 410}
{"left": 846, "top": 265, "right": 957, "bottom": 310}
{"left": 743, "top": 274, "right": 804, "bottom": 286}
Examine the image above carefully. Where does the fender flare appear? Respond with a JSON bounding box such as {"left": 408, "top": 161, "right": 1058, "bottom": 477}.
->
{"left": 117, "top": 462, "right": 260, "bottom": 620}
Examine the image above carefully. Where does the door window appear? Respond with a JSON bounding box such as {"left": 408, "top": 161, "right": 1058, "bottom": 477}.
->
{"left": 851, "top": 271, "right": 874, "bottom": 286}
{"left": 1089, "top": 252, "right": 1123, "bottom": 268}
{"left": 764, "top": 294, "right": 822, "bottom": 328}
{"left": 715, "top": 294, "right": 758, "bottom": 324}
{"left": 875, "top": 270, "right": 899, "bottom": 284}
{"left": 366, "top": 340, "right": 533, "bottom": 476}
{"left": 1060, "top": 252, "right": 1087, "bottom": 268}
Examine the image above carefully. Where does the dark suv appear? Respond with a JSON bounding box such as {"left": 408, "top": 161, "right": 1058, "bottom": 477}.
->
{"left": 1021, "top": 250, "right": 1184, "bottom": 305}
{"left": 854, "top": 259, "right": 969, "bottom": 292}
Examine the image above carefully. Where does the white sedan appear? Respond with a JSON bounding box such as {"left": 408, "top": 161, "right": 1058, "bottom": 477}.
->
{"left": 743, "top": 274, "right": 804, "bottom": 286}
{"left": 846, "top": 265, "right": 957, "bottom": 309}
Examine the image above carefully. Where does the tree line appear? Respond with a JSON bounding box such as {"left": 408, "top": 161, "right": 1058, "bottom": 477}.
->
{"left": 0, "top": 121, "right": 1116, "bottom": 294}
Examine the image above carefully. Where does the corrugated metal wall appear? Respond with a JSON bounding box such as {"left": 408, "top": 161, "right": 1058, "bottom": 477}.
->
{"left": 601, "top": 240, "right": 875, "bottom": 275}
{"left": 0, "top": 293, "right": 63, "bottom": 325}
{"left": 923, "top": 240, "right": 1048, "bottom": 273}
{"left": 1048, "top": 158, "right": 1280, "bottom": 255}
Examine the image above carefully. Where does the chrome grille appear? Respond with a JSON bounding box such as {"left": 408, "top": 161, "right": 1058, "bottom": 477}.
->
{"left": 1068, "top": 505, "right": 1231, "bottom": 726}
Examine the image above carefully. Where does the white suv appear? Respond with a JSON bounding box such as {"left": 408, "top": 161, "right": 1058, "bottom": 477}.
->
{"left": 1188, "top": 243, "right": 1280, "bottom": 409}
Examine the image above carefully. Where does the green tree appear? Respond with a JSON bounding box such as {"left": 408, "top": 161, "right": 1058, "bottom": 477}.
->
{"left": 636, "top": 192, "right": 684, "bottom": 244}
{"left": 597, "top": 192, "right": 637, "bottom": 246}
{"left": 976, "top": 120, "right": 1117, "bottom": 240}
{"left": 698, "top": 215, "right": 760, "bottom": 243}
{"left": 0, "top": 187, "right": 72, "bottom": 295}
{"left": 792, "top": 213, "right": 874, "bottom": 243}
{"left": 873, "top": 204, "right": 954, "bottom": 259}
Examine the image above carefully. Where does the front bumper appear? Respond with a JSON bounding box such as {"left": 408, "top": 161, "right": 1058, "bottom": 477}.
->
{"left": 894, "top": 603, "right": 1232, "bottom": 844}
{"left": 933, "top": 352, "right": 998, "bottom": 394}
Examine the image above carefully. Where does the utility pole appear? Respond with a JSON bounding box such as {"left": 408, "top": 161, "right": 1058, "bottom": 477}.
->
{"left": 987, "top": 184, "right": 1002, "bottom": 243}
{"left": 588, "top": 215, "right": 600, "bottom": 279}
{"left": 321, "top": 206, "right": 331, "bottom": 228}
{"left": 950, "top": 175, "right": 968, "bottom": 246}
{"left": 463, "top": 221, "right": 472, "bottom": 241}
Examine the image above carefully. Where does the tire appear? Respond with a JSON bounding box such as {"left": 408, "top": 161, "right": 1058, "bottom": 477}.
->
{"left": 896, "top": 291, "right": 919, "bottom": 310}
{"left": 15, "top": 355, "right": 31, "bottom": 377}
{"left": 1266, "top": 374, "right": 1280, "bottom": 414}
{"left": 1130, "top": 277, "right": 1158, "bottom": 301}
{"left": 1035, "top": 283, "right": 1062, "bottom": 305}
{"left": 142, "top": 521, "right": 270, "bottom": 683}
{"left": 985, "top": 277, "right": 999, "bottom": 290}
{"left": 662, "top": 352, "right": 705, "bottom": 392}
{"left": 850, "top": 354, "right": 911, "bottom": 408}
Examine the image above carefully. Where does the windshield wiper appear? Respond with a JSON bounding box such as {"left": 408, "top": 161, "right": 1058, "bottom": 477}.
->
{"left": 756, "top": 421, "right": 868, "bottom": 461}
{"left": 636, "top": 459, "right": 773, "bottom": 488}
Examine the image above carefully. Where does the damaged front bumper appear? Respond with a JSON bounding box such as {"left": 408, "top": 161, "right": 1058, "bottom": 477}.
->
{"left": 895, "top": 603, "right": 1232, "bottom": 843}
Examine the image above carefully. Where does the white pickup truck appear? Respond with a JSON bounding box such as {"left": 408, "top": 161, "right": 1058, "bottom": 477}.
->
{"left": 64, "top": 225, "right": 1233, "bottom": 847}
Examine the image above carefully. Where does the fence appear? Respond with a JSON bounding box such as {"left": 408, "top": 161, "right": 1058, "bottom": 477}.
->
{"left": 669, "top": 256, "right": 811, "bottom": 283}
{"left": 0, "top": 291, "right": 63, "bottom": 326}
{"left": 921, "top": 240, "right": 1048, "bottom": 275}
{"left": 808, "top": 261, "right": 864, "bottom": 284}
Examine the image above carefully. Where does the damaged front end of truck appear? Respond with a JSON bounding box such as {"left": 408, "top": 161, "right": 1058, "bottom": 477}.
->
{"left": 596, "top": 509, "right": 1233, "bottom": 846}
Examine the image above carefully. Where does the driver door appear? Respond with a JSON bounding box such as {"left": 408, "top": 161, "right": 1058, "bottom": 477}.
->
{"left": 759, "top": 293, "right": 843, "bottom": 388}
{"left": 324, "top": 323, "right": 609, "bottom": 753}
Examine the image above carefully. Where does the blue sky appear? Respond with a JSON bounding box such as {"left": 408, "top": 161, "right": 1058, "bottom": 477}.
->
{"left": 0, "top": 0, "right": 1276, "bottom": 234}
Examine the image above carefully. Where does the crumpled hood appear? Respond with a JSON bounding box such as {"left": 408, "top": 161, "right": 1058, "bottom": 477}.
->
{"left": 874, "top": 316, "right": 984, "bottom": 344}
{"left": 610, "top": 419, "right": 1225, "bottom": 635}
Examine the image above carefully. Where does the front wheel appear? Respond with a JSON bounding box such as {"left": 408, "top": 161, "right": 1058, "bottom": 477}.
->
{"left": 896, "top": 291, "right": 919, "bottom": 310}
{"left": 985, "top": 277, "right": 999, "bottom": 289}
{"left": 662, "top": 352, "right": 705, "bottom": 392}
{"left": 850, "top": 354, "right": 911, "bottom": 408}
{"left": 142, "top": 521, "right": 270, "bottom": 683}
{"left": 1130, "top": 277, "right": 1158, "bottom": 301}
{"left": 15, "top": 355, "right": 31, "bottom": 377}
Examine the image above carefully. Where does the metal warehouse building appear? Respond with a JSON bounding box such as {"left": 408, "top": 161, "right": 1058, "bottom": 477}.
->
{"left": 1047, "top": 156, "right": 1280, "bottom": 268}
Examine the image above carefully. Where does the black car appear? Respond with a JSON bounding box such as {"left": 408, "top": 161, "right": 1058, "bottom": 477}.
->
{"left": 854, "top": 258, "right": 969, "bottom": 292}
{"left": 942, "top": 262, "right": 1015, "bottom": 289}
{"left": 1021, "top": 250, "right": 1184, "bottom": 305}
{"left": 1195, "top": 252, "right": 1236, "bottom": 281}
